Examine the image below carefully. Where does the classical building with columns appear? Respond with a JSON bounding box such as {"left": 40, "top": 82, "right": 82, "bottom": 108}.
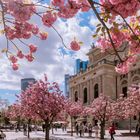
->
{"left": 68, "top": 46, "right": 140, "bottom": 128}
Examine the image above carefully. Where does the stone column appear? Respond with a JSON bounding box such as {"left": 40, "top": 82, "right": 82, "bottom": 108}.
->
{"left": 69, "top": 87, "right": 73, "bottom": 100}
{"left": 87, "top": 80, "right": 90, "bottom": 105}
{"left": 128, "top": 72, "right": 131, "bottom": 87}
{"left": 89, "top": 79, "right": 93, "bottom": 103}
{"left": 78, "top": 84, "right": 80, "bottom": 100}
{"left": 79, "top": 84, "right": 83, "bottom": 102}
{"left": 100, "top": 75, "right": 103, "bottom": 93}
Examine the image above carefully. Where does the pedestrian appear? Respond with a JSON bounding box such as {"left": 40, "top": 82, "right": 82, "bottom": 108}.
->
{"left": 136, "top": 122, "right": 140, "bottom": 137}
{"left": 94, "top": 123, "right": 99, "bottom": 138}
{"left": 79, "top": 123, "right": 84, "bottom": 137}
{"left": 42, "top": 123, "right": 45, "bottom": 132}
{"left": 54, "top": 124, "right": 57, "bottom": 131}
{"left": 15, "top": 123, "right": 18, "bottom": 132}
{"left": 75, "top": 123, "right": 79, "bottom": 136}
{"left": 0, "top": 130, "right": 6, "bottom": 139}
{"left": 34, "top": 125, "right": 38, "bottom": 134}
{"left": 109, "top": 123, "right": 116, "bottom": 140}
{"left": 23, "top": 123, "right": 27, "bottom": 136}
{"left": 84, "top": 123, "right": 88, "bottom": 133}
{"left": 64, "top": 123, "right": 67, "bottom": 131}
{"left": 88, "top": 123, "right": 92, "bottom": 137}
{"left": 62, "top": 124, "right": 65, "bottom": 132}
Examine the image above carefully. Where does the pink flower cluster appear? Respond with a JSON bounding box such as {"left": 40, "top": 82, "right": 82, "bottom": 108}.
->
{"left": 70, "top": 40, "right": 81, "bottom": 51}
{"left": 100, "top": 0, "right": 140, "bottom": 18}
{"left": 82, "top": 95, "right": 115, "bottom": 121}
{"left": 9, "top": 44, "right": 37, "bottom": 70}
{"left": 65, "top": 100, "right": 83, "bottom": 117}
{"left": 115, "top": 56, "right": 137, "bottom": 74}
{"left": 42, "top": 12, "right": 57, "bottom": 27}
{"left": 51, "top": 0, "right": 90, "bottom": 18}
{"left": 6, "top": 0, "right": 36, "bottom": 22}
{"left": 5, "top": 22, "right": 39, "bottom": 40}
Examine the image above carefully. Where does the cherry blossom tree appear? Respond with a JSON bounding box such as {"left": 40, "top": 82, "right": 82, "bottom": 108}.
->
{"left": 19, "top": 75, "right": 65, "bottom": 140}
{"left": 65, "top": 100, "right": 83, "bottom": 136}
{"left": 6, "top": 103, "right": 23, "bottom": 132}
{"left": 122, "top": 86, "right": 140, "bottom": 121}
{"left": 83, "top": 94, "right": 115, "bottom": 139}
{"left": 0, "top": 0, "right": 140, "bottom": 73}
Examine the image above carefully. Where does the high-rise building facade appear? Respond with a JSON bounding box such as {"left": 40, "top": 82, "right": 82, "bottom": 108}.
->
{"left": 21, "top": 78, "right": 35, "bottom": 91}
{"left": 75, "top": 59, "right": 88, "bottom": 74}
{"left": 64, "top": 74, "right": 70, "bottom": 98}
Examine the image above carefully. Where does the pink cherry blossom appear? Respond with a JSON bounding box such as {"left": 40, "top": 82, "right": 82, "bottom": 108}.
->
{"left": 28, "top": 44, "right": 37, "bottom": 53}
{"left": 70, "top": 40, "right": 80, "bottom": 51}
{"left": 39, "top": 32, "right": 48, "bottom": 40}
{"left": 42, "top": 12, "right": 57, "bottom": 27}
{"left": 51, "top": 0, "right": 64, "bottom": 7}
{"left": 17, "top": 51, "right": 24, "bottom": 59}
{"left": 25, "top": 54, "right": 34, "bottom": 62}
{"left": 12, "top": 63, "right": 18, "bottom": 71}
{"left": 32, "top": 25, "right": 39, "bottom": 35}
{"left": 9, "top": 55, "right": 18, "bottom": 63}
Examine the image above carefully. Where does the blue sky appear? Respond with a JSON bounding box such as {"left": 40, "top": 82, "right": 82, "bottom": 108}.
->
{"left": 0, "top": 0, "right": 98, "bottom": 104}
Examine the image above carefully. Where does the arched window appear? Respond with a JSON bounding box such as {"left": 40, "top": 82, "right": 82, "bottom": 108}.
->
{"left": 94, "top": 84, "right": 99, "bottom": 98}
{"left": 122, "top": 87, "right": 127, "bottom": 97}
{"left": 74, "top": 91, "right": 78, "bottom": 102}
{"left": 83, "top": 88, "right": 87, "bottom": 103}
{"left": 121, "top": 80, "right": 127, "bottom": 97}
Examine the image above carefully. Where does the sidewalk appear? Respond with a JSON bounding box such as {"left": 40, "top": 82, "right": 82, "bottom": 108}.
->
{"left": 3, "top": 129, "right": 140, "bottom": 140}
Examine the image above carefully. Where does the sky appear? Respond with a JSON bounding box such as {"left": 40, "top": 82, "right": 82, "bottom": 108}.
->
{"left": 0, "top": 0, "right": 99, "bottom": 104}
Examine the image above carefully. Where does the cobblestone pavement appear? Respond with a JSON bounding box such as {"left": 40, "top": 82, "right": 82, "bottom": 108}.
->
{"left": 2, "top": 129, "right": 139, "bottom": 140}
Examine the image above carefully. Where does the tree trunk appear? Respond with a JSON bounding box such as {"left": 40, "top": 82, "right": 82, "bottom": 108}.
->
{"left": 52, "top": 124, "right": 54, "bottom": 134}
{"left": 129, "top": 117, "right": 132, "bottom": 133}
{"left": 71, "top": 116, "right": 73, "bottom": 136}
{"left": 27, "top": 119, "right": 31, "bottom": 138}
{"left": 138, "top": 112, "right": 140, "bottom": 140}
{"left": 45, "top": 120, "right": 50, "bottom": 140}
{"left": 100, "top": 121, "right": 105, "bottom": 139}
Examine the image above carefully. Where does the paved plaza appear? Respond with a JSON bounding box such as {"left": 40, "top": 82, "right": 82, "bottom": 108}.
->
{"left": 2, "top": 129, "right": 139, "bottom": 140}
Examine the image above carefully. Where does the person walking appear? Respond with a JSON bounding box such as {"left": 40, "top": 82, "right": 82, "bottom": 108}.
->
{"left": 109, "top": 123, "right": 116, "bottom": 140}
{"left": 94, "top": 123, "right": 99, "bottom": 138}
{"left": 136, "top": 122, "right": 140, "bottom": 139}
{"left": 88, "top": 124, "right": 92, "bottom": 137}
{"left": 75, "top": 123, "right": 79, "bottom": 136}
{"left": 23, "top": 123, "right": 27, "bottom": 136}
{"left": 79, "top": 123, "right": 84, "bottom": 137}
{"left": 0, "top": 130, "right": 6, "bottom": 139}
{"left": 42, "top": 123, "right": 45, "bottom": 132}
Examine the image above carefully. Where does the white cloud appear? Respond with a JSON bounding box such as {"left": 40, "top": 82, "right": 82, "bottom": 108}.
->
{"left": 0, "top": 7, "right": 93, "bottom": 92}
{"left": 89, "top": 16, "right": 100, "bottom": 27}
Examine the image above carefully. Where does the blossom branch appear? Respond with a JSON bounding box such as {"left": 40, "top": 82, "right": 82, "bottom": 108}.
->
{"left": 88, "top": 0, "right": 123, "bottom": 63}
{"left": 0, "top": 0, "right": 9, "bottom": 58}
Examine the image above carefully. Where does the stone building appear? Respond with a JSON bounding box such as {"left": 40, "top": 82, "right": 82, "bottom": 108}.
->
{"left": 68, "top": 47, "right": 140, "bottom": 128}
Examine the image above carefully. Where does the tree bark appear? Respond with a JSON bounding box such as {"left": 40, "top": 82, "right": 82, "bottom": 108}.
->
{"left": 51, "top": 124, "right": 54, "bottom": 134}
{"left": 129, "top": 117, "right": 132, "bottom": 133}
{"left": 100, "top": 121, "right": 105, "bottom": 139}
{"left": 27, "top": 119, "right": 31, "bottom": 138}
{"left": 45, "top": 120, "right": 50, "bottom": 140}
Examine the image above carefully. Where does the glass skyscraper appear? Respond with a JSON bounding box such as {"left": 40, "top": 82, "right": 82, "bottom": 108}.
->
{"left": 21, "top": 78, "right": 35, "bottom": 91}
{"left": 75, "top": 59, "right": 88, "bottom": 74}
